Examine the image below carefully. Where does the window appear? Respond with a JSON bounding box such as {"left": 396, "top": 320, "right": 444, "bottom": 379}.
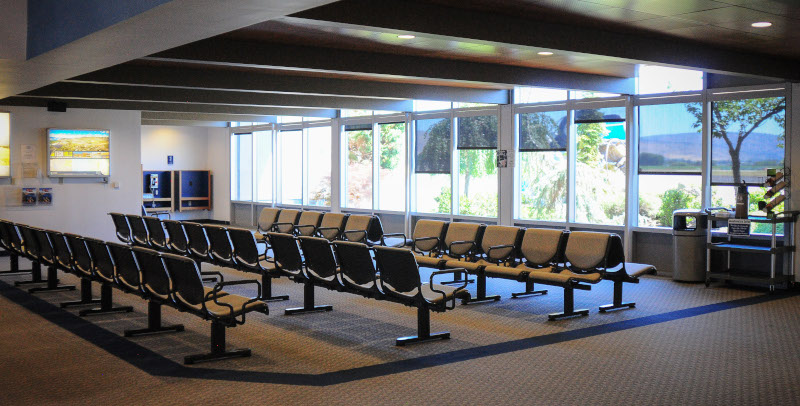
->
{"left": 414, "top": 100, "right": 452, "bottom": 112}
{"left": 279, "top": 130, "right": 303, "bottom": 205}
{"left": 230, "top": 132, "right": 252, "bottom": 201}
{"left": 254, "top": 131, "right": 272, "bottom": 203}
{"left": 307, "top": 126, "right": 331, "bottom": 206}
{"left": 638, "top": 65, "right": 703, "bottom": 95}
{"left": 341, "top": 109, "right": 373, "bottom": 118}
{"left": 574, "top": 106, "right": 627, "bottom": 225}
{"left": 415, "top": 117, "right": 451, "bottom": 213}
{"left": 456, "top": 114, "right": 498, "bottom": 217}
{"left": 517, "top": 110, "right": 568, "bottom": 221}
{"left": 378, "top": 122, "right": 406, "bottom": 211}
{"left": 711, "top": 97, "right": 786, "bottom": 185}
{"left": 637, "top": 102, "right": 702, "bottom": 227}
{"left": 514, "top": 87, "right": 568, "bottom": 104}
{"left": 344, "top": 124, "right": 373, "bottom": 209}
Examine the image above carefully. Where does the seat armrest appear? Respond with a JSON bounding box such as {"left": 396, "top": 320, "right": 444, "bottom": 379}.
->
{"left": 430, "top": 268, "right": 468, "bottom": 309}
{"left": 381, "top": 232, "right": 407, "bottom": 246}
{"left": 487, "top": 244, "right": 516, "bottom": 262}
{"left": 271, "top": 222, "right": 295, "bottom": 232}
{"left": 200, "top": 271, "right": 225, "bottom": 283}
{"left": 207, "top": 279, "right": 267, "bottom": 323}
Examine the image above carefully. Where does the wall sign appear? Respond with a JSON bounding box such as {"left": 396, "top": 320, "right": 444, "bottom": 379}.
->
{"left": 167, "top": 155, "right": 174, "bottom": 165}
{"left": 728, "top": 219, "right": 751, "bottom": 237}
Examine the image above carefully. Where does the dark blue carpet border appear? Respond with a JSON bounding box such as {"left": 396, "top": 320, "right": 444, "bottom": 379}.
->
{"left": 0, "top": 279, "right": 790, "bottom": 386}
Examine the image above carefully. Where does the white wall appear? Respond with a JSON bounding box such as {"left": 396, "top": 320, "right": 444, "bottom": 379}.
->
{"left": 141, "top": 125, "right": 209, "bottom": 170}
{"left": 141, "top": 125, "right": 229, "bottom": 222}
{"left": 0, "top": 107, "right": 141, "bottom": 241}
{"left": 208, "top": 127, "right": 230, "bottom": 222}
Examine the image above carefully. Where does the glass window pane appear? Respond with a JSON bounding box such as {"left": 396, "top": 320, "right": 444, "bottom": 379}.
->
{"left": 415, "top": 117, "right": 451, "bottom": 173}
{"left": 453, "top": 102, "right": 496, "bottom": 108}
{"left": 570, "top": 91, "right": 621, "bottom": 99}
{"left": 638, "top": 103, "right": 702, "bottom": 174}
{"left": 232, "top": 133, "right": 252, "bottom": 201}
{"left": 711, "top": 97, "right": 786, "bottom": 185}
{"left": 414, "top": 100, "right": 451, "bottom": 112}
{"left": 378, "top": 122, "right": 406, "bottom": 211}
{"left": 279, "top": 130, "right": 302, "bottom": 204}
{"left": 518, "top": 151, "right": 567, "bottom": 221}
{"left": 575, "top": 113, "right": 627, "bottom": 225}
{"left": 254, "top": 131, "right": 272, "bottom": 202}
{"left": 638, "top": 65, "right": 703, "bottom": 94}
{"left": 457, "top": 115, "right": 497, "bottom": 149}
{"left": 230, "top": 135, "right": 239, "bottom": 199}
{"left": 638, "top": 174, "right": 701, "bottom": 227}
{"left": 415, "top": 173, "right": 451, "bottom": 214}
{"left": 278, "top": 116, "right": 302, "bottom": 124}
{"left": 574, "top": 107, "right": 626, "bottom": 123}
{"left": 458, "top": 149, "right": 497, "bottom": 217}
{"left": 341, "top": 109, "right": 372, "bottom": 117}
{"left": 307, "top": 126, "right": 331, "bottom": 206}
{"left": 514, "top": 87, "right": 568, "bottom": 104}
{"left": 519, "top": 111, "right": 568, "bottom": 151}
{"left": 345, "top": 126, "right": 373, "bottom": 209}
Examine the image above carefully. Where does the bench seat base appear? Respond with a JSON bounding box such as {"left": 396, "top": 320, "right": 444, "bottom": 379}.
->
{"left": 511, "top": 289, "right": 548, "bottom": 298}
{"left": 396, "top": 331, "right": 450, "bottom": 346}
{"left": 548, "top": 309, "right": 589, "bottom": 321}
{"left": 285, "top": 304, "right": 333, "bottom": 315}
{"left": 599, "top": 302, "right": 636, "bottom": 312}
{"left": 124, "top": 301, "right": 185, "bottom": 337}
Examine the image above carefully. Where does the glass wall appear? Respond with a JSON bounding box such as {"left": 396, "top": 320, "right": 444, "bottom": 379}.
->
{"left": 378, "top": 122, "right": 406, "bottom": 211}
{"left": 344, "top": 124, "right": 373, "bottom": 209}
{"left": 279, "top": 130, "right": 303, "bottom": 205}
{"left": 574, "top": 106, "right": 627, "bottom": 225}
{"left": 254, "top": 131, "right": 272, "bottom": 202}
{"left": 456, "top": 114, "right": 498, "bottom": 217}
{"left": 637, "top": 102, "right": 702, "bottom": 227}
{"left": 415, "top": 117, "right": 451, "bottom": 214}
{"left": 307, "top": 126, "right": 331, "bottom": 206}
{"left": 230, "top": 132, "right": 252, "bottom": 201}
{"left": 517, "top": 110, "right": 568, "bottom": 221}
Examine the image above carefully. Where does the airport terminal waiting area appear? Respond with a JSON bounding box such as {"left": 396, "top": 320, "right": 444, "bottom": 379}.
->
{"left": 3, "top": 209, "right": 800, "bottom": 403}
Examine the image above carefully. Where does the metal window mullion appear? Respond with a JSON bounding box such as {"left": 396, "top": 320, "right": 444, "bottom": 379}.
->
{"left": 451, "top": 112, "right": 458, "bottom": 217}
{"left": 333, "top": 119, "right": 343, "bottom": 212}
{"left": 701, "top": 90, "right": 711, "bottom": 208}
{"left": 372, "top": 122, "right": 380, "bottom": 211}
{"left": 624, "top": 96, "right": 636, "bottom": 261}
{"left": 566, "top": 109, "right": 576, "bottom": 224}
{"left": 271, "top": 126, "right": 277, "bottom": 207}
{"left": 302, "top": 128, "right": 309, "bottom": 206}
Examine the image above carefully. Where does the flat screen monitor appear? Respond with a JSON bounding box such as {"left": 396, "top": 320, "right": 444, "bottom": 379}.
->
{"left": 47, "top": 128, "right": 110, "bottom": 177}
{"left": 0, "top": 113, "right": 9, "bottom": 178}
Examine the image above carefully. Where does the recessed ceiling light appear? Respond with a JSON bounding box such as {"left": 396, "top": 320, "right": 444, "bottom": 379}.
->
{"left": 397, "top": 34, "right": 416, "bottom": 39}
{"left": 751, "top": 21, "right": 772, "bottom": 28}
{"left": 538, "top": 51, "right": 554, "bottom": 56}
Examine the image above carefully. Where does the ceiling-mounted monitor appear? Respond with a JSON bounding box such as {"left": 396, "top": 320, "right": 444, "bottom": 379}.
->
{"left": 47, "top": 128, "right": 110, "bottom": 177}
{"left": 0, "top": 112, "right": 9, "bottom": 178}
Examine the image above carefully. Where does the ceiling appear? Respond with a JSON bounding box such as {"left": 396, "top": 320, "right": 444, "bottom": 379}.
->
{"left": 2, "top": 0, "right": 799, "bottom": 126}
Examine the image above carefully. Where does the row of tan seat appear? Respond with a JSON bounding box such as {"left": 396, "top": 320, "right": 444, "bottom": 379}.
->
{"left": 254, "top": 208, "right": 384, "bottom": 246}
{"left": 391, "top": 220, "right": 656, "bottom": 320}
{"left": 0, "top": 218, "right": 268, "bottom": 364}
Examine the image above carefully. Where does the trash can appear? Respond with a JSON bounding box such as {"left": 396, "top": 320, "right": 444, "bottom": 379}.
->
{"left": 672, "top": 209, "right": 708, "bottom": 282}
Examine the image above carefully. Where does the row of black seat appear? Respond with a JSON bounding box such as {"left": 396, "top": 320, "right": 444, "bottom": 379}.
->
{"left": 0, "top": 218, "right": 268, "bottom": 364}
{"left": 111, "top": 212, "right": 470, "bottom": 345}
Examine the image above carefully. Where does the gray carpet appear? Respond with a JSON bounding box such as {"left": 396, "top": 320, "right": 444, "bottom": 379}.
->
{"left": 1, "top": 256, "right": 798, "bottom": 405}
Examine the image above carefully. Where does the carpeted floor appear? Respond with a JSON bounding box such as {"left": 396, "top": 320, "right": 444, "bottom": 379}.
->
{"left": 1, "top": 255, "right": 799, "bottom": 405}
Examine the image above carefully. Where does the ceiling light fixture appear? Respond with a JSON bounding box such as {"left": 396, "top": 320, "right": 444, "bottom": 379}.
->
{"left": 538, "top": 51, "right": 554, "bottom": 56}
{"left": 751, "top": 21, "right": 772, "bottom": 28}
{"left": 397, "top": 34, "right": 416, "bottom": 39}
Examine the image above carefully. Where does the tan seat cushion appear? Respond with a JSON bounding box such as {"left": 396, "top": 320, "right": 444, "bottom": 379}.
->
{"left": 445, "top": 259, "right": 493, "bottom": 273}
{"left": 415, "top": 255, "right": 444, "bottom": 268}
{"left": 204, "top": 294, "right": 267, "bottom": 318}
{"left": 480, "top": 225, "right": 520, "bottom": 259}
{"left": 520, "top": 228, "right": 563, "bottom": 265}
{"left": 421, "top": 283, "right": 467, "bottom": 303}
{"left": 484, "top": 264, "right": 524, "bottom": 279}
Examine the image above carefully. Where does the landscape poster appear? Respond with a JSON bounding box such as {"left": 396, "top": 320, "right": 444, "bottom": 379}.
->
{"left": 0, "top": 112, "right": 9, "bottom": 177}
{"left": 47, "top": 129, "right": 110, "bottom": 176}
